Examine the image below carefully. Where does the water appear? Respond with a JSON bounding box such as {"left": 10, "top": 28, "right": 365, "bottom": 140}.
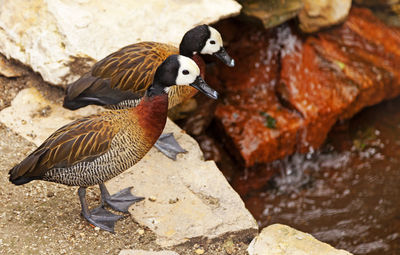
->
{"left": 232, "top": 97, "right": 400, "bottom": 254}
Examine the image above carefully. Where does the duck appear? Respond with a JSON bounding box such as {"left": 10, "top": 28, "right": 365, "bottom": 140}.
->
{"left": 9, "top": 55, "right": 218, "bottom": 233}
{"left": 63, "top": 24, "right": 234, "bottom": 160}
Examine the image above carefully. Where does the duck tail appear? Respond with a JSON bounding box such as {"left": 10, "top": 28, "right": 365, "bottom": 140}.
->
{"left": 9, "top": 175, "right": 36, "bottom": 185}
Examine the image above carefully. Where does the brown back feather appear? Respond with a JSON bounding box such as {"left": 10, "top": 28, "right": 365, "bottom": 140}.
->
{"left": 91, "top": 42, "right": 178, "bottom": 92}
{"left": 9, "top": 114, "right": 119, "bottom": 180}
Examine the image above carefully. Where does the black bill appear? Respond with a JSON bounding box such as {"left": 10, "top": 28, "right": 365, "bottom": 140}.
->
{"left": 213, "top": 47, "right": 235, "bottom": 67}
{"left": 190, "top": 76, "right": 218, "bottom": 99}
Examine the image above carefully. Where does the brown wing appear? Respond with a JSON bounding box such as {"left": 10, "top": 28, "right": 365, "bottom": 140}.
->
{"left": 92, "top": 42, "right": 178, "bottom": 92}
{"left": 64, "top": 42, "right": 178, "bottom": 110}
{"left": 9, "top": 114, "right": 119, "bottom": 180}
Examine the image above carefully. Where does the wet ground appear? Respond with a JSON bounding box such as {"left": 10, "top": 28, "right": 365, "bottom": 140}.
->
{"left": 229, "top": 96, "right": 400, "bottom": 255}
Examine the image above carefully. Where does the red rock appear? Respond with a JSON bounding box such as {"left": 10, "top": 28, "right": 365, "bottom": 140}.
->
{"left": 212, "top": 23, "right": 302, "bottom": 166}
{"left": 211, "top": 7, "right": 400, "bottom": 167}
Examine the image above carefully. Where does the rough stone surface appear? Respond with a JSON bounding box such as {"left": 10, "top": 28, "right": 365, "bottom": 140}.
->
{"left": 0, "top": 0, "right": 241, "bottom": 86}
{"left": 299, "top": 0, "right": 352, "bottom": 33}
{"left": 107, "top": 121, "right": 258, "bottom": 247}
{"left": 119, "top": 250, "right": 179, "bottom": 255}
{"left": 247, "top": 224, "right": 353, "bottom": 255}
{"left": 209, "top": 7, "right": 400, "bottom": 167}
{"left": 0, "top": 56, "right": 24, "bottom": 78}
{"left": 240, "top": 0, "right": 303, "bottom": 29}
{"left": 0, "top": 87, "right": 101, "bottom": 146}
{"left": 354, "top": 0, "right": 399, "bottom": 6}
{"left": 0, "top": 87, "right": 258, "bottom": 248}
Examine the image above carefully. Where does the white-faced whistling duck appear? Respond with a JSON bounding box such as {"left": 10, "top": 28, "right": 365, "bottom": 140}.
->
{"left": 63, "top": 25, "right": 234, "bottom": 160}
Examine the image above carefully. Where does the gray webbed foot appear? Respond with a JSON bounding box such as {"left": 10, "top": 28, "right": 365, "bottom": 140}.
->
{"left": 78, "top": 186, "right": 124, "bottom": 233}
{"left": 82, "top": 206, "right": 124, "bottom": 233}
{"left": 154, "top": 132, "right": 187, "bottom": 160}
{"left": 100, "top": 184, "right": 144, "bottom": 213}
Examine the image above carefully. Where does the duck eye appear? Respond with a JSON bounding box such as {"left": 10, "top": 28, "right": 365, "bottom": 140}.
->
{"left": 210, "top": 40, "right": 216, "bottom": 45}
{"left": 182, "top": 70, "right": 189, "bottom": 75}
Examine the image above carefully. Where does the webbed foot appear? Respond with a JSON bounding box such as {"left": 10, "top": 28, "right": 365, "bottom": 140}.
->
{"left": 154, "top": 133, "right": 187, "bottom": 160}
{"left": 100, "top": 184, "right": 144, "bottom": 213}
{"left": 82, "top": 206, "right": 124, "bottom": 233}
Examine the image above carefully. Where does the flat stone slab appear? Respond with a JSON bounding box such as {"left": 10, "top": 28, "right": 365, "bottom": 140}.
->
{"left": 0, "top": 87, "right": 258, "bottom": 248}
{"left": 0, "top": 87, "right": 101, "bottom": 146}
{"left": 0, "top": 0, "right": 241, "bottom": 85}
{"left": 107, "top": 117, "right": 258, "bottom": 247}
{"left": 248, "top": 224, "right": 352, "bottom": 255}
{"left": 120, "top": 250, "right": 179, "bottom": 255}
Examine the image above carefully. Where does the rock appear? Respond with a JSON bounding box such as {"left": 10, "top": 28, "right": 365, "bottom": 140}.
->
{"left": 0, "top": 55, "right": 24, "bottom": 78}
{"left": 119, "top": 250, "right": 179, "bottom": 255}
{"left": 298, "top": 0, "right": 352, "bottom": 33}
{"left": 106, "top": 118, "right": 258, "bottom": 247}
{"left": 0, "top": 87, "right": 101, "bottom": 146}
{"left": 211, "top": 22, "right": 303, "bottom": 167}
{"left": 0, "top": 87, "right": 258, "bottom": 247}
{"left": 0, "top": 0, "right": 241, "bottom": 86}
{"left": 240, "top": 0, "right": 303, "bottom": 29}
{"left": 355, "top": 0, "right": 400, "bottom": 27}
{"left": 210, "top": 7, "right": 400, "bottom": 167}
{"left": 280, "top": 7, "right": 400, "bottom": 150}
{"left": 247, "top": 224, "right": 353, "bottom": 255}
{"left": 354, "top": 0, "right": 399, "bottom": 6}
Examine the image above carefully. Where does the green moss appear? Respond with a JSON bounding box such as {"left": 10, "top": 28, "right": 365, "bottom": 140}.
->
{"left": 259, "top": 111, "right": 277, "bottom": 129}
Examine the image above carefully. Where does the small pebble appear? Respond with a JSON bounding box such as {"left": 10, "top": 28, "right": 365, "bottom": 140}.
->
{"left": 295, "top": 235, "right": 303, "bottom": 240}
{"left": 79, "top": 233, "right": 85, "bottom": 237}
{"left": 148, "top": 196, "right": 157, "bottom": 202}
{"left": 21, "top": 119, "right": 27, "bottom": 125}
{"left": 47, "top": 191, "right": 54, "bottom": 197}
{"left": 137, "top": 228, "right": 144, "bottom": 235}
{"left": 168, "top": 198, "right": 179, "bottom": 204}
{"left": 223, "top": 239, "right": 235, "bottom": 254}
{"left": 94, "top": 227, "right": 100, "bottom": 231}
{"left": 195, "top": 248, "right": 205, "bottom": 254}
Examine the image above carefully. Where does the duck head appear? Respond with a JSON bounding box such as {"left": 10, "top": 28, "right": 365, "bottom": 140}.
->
{"left": 151, "top": 55, "right": 218, "bottom": 99}
{"left": 179, "top": 25, "right": 235, "bottom": 67}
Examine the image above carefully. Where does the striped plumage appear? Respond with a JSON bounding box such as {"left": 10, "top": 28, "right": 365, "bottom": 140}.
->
{"left": 63, "top": 25, "right": 233, "bottom": 111}
{"left": 9, "top": 55, "right": 218, "bottom": 232}
{"left": 10, "top": 99, "right": 166, "bottom": 187}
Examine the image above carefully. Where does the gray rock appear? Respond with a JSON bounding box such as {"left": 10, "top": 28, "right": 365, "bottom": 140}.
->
{"left": 0, "top": 0, "right": 241, "bottom": 86}
{"left": 298, "top": 0, "right": 352, "bottom": 33}
{"left": 240, "top": 0, "right": 303, "bottom": 29}
{"left": 247, "top": 224, "right": 353, "bottom": 255}
{"left": 119, "top": 250, "right": 179, "bottom": 255}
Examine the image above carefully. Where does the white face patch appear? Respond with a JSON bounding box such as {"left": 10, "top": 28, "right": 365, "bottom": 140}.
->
{"left": 175, "top": 55, "right": 200, "bottom": 85}
{"left": 200, "top": 26, "right": 223, "bottom": 55}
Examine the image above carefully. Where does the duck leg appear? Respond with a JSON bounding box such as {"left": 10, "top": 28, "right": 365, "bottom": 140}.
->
{"left": 99, "top": 183, "right": 144, "bottom": 213}
{"left": 78, "top": 187, "right": 124, "bottom": 233}
{"left": 153, "top": 133, "right": 187, "bottom": 160}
